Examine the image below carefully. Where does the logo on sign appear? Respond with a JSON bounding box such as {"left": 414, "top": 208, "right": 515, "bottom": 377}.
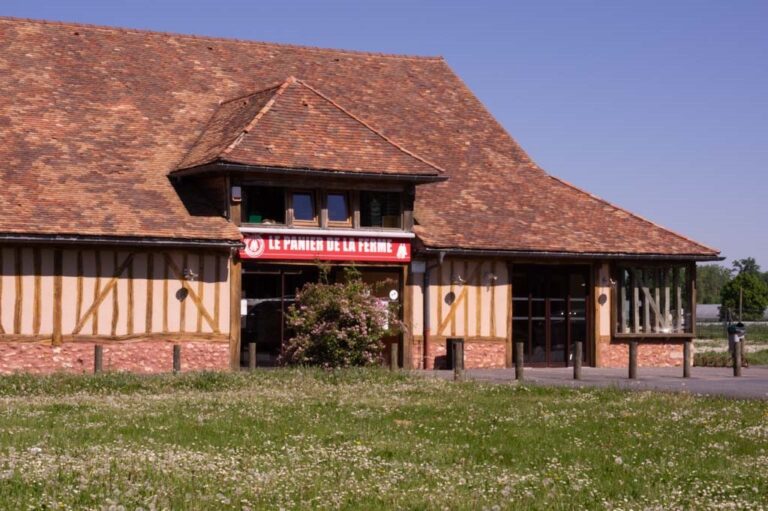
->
{"left": 243, "top": 235, "right": 265, "bottom": 258}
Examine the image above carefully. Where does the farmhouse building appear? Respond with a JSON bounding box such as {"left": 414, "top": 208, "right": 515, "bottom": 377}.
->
{"left": 0, "top": 17, "right": 720, "bottom": 373}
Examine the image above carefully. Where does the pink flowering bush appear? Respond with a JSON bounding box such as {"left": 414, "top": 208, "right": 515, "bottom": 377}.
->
{"left": 281, "top": 270, "right": 397, "bottom": 367}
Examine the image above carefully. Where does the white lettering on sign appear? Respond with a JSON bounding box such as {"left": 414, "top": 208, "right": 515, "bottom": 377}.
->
{"left": 240, "top": 233, "right": 411, "bottom": 263}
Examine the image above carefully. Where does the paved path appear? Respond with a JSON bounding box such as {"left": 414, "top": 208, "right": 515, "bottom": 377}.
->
{"left": 419, "top": 366, "right": 768, "bottom": 400}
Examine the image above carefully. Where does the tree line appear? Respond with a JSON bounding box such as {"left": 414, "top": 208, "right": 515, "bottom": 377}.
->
{"left": 697, "top": 257, "right": 768, "bottom": 321}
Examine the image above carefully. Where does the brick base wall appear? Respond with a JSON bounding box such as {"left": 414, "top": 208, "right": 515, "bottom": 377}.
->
{"left": 598, "top": 341, "right": 684, "bottom": 368}
{"left": 0, "top": 341, "right": 230, "bottom": 374}
{"left": 411, "top": 338, "right": 507, "bottom": 369}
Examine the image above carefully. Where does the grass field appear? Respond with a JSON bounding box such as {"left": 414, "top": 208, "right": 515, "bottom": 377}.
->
{"left": 1, "top": 371, "right": 767, "bottom": 510}
{"left": 697, "top": 322, "right": 768, "bottom": 343}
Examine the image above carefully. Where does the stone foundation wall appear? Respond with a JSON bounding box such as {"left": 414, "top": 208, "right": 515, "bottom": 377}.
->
{"left": 410, "top": 338, "right": 507, "bottom": 369}
{"left": 0, "top": 341, "right": 230, "bottom": 374}
{"left": 598, "top": 341, "right": 684, "bottom": 368}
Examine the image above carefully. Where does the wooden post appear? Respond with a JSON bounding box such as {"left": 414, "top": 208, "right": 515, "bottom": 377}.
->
{"left": 94, "top": 345, "right": 103, "bottom": 374}
{"left": 573, "top": 341, "right": 582, "bottom": 380}
{"left": 628, "top": 340, "right": 638, "bottom": 379}
{"left": 390, "top": 342, "right": 399, "bottom": 371}
{"left": 249, "top": 342, "right": 257, "bottom": 370}
{"left": 452, "top": 339, "right": 463, "bottom": 381}
{"left": 734, "top": 339, "right": 742, "bottom": 377}
{"left": 173, "top": 344, "right": 181, "bottom": 373}
{"left": 229, "top": 253, "right": 242, "bottom": 371}
{"left": 515, "top": 341, "right": 524, "bottom": 380}
{"left": 683, "top": 340, "right": 692, "bottom": 378}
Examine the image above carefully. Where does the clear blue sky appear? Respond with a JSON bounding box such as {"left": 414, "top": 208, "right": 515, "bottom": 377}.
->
{"left": 5, "top": 1, "right": 767, "bottom": 269}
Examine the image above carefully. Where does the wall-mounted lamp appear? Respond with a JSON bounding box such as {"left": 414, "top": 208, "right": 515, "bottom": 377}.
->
{"left": 484, "top": 271, "right": 498, "bottom": 283}
{"left": 452, "top": 275, "right": 466, "bottom": 286}
{"left": 183, "top": 267, "right": 198, "bottom": 281}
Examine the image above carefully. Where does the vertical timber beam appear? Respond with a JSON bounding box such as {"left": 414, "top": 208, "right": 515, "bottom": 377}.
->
{"left": 402, "top": 264, "right": 412, "bottom": 370}
{"left": 689, "top": 263, "right": 697, "bottom": 336}
{"left": 32, "top": 248, "right": 41, "bottom": 336}
{"left": 229, "top": 178, "right": 243, "bottom": 371}
{"left": 505, "top": 262, "right": 513, "bottom": 368}
{"left": 229, "top": 250, "right": 242, "bottom": 371}
{"left": 13, "top": 247, "right": 22, "bottom": 334}
{"left": 52, "top": 249, "right": 63, "bottom": 346}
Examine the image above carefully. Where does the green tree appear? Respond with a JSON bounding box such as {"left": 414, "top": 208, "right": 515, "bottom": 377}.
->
{"left": 732, "top": 257, "right": 761, "bottom": 275}
{"left": 719, "top": 271, "right": 768, "bottom": 321}
{"left": 696, "top": 264, "right": 732, "bottom": 304}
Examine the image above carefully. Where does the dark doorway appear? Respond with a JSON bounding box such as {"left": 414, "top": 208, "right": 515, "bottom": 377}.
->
{"left": 240, "top": 264, "right": 403, "bottom": 367}
{"left": 511, "top": 265, "right": 591, "bottom": 367}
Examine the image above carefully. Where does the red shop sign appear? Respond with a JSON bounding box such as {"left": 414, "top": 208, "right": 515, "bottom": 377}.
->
{"left": 240, "top": 233, "right": 411, "bottom": 262}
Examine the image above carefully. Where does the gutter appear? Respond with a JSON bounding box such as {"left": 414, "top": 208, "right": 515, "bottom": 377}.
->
{"left": 418, "top": 246, "right": 724, "bottom": 262}
{"left": 172, "top": 162, "right": 448, "bottom": 183}
{"left": 0, "top": 233, "right": 242, "bottom": 249}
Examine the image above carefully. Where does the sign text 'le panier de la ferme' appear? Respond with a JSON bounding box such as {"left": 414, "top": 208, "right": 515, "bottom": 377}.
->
{"left": 240, "top": 233, "right": 411, "bottom": 262}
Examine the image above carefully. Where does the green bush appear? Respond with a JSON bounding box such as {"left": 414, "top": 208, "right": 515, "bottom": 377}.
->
{"left": 280, "top": 269, "right": 398, "bottom": 367}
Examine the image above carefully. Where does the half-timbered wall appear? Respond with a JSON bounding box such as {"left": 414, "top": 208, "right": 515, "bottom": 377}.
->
{"left": 409, "top": 258, "right": 510, "bottom": 369}
{"left": 0, "top": 246, "right": 231, "bottom": 373}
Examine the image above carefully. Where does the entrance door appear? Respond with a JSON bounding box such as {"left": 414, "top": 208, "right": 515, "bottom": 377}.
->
{"left": 512, "top": 265, "right": 590, "bottom": 367}
{"left": 241, "top": 265, "right": 403, "bottom": 368}
{"left": 241, "top": 265, "right": 320, "bottom": 366}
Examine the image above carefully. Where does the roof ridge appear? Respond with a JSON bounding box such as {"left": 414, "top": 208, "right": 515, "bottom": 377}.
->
{"left": 220, "top": 77, "right": 295, "bottom": 156}
{"left": 0, "top": 16, "right": 444, "bottom": 62}
{"left": 174, "top": 80, "right": 289, "bottom": 170}
{"left": 217, "top": 81, "right": 285, "bottom": 106}
{"left": 294, "top": 79, "right": 446, "bottom": 174}
{"left": 546, "top": 171, "right": 720, "bottom": 255}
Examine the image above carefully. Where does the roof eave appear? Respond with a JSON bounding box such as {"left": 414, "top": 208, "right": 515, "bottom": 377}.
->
{"left": 417, "top": 245, "right": 723, "bottom": 262}
{"left": 171, "top": 162, "right": 448, "bottom": 183}
{"left": 0, "top": 233, "right": 243, "bottom": 249}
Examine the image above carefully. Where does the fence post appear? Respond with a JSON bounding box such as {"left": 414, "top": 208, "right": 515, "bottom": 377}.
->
{"left": 249, "top": 342, "right": 257, "bottom": 371}
{"left": 734, "top": 340, "right": 742, "bottom": 377}
{"left": 683, "top": 340, "right": 691, "bottom": 378}
{"left": 628, "top": 341, "right": 638, "bottom": 379}
{"left": 452, "top": 339, "right": 464, "bottom": 381}
{"left": 173, "top": 344, "right": 181, "bottom": 374}
{"left": 515, "top": 341, "right": 524, "bottom": 381}
{"left": 94, "top": 345, "right": 103, "bottom": 374}
{"left": 390, "top": 343, "right": 399, "bottom": 371}
{"left": 573, "top": 341, "right": 582, "bottom": 380}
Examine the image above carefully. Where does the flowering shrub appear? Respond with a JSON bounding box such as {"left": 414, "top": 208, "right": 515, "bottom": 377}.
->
{"left": 281, "top": 270, "right": 397, "bottom": 367}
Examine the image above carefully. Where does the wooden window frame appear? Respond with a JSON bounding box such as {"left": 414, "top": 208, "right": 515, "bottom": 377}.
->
{"left": 610, "top": 261, "right": 696, "bottom": 340}
{"left": 358, "top": 190, "right": 404, "bottom": 231}
{"left": 240, "top": 185, "right": 288, "bottom": 226}
{"left": 325, "top": 191, "right": 353, "bottom": 228}
{"left": 289, "top": 189, "right": 319, "bottom": 227}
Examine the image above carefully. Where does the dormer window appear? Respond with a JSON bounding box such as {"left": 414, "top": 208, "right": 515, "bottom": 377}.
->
{"left": 242, "top": 185, "right": 286, "bottom": 225}
{"left": 290, "top": 191, "right": 318, "bottom": 225}
{"left": 360, "top": 191, "right": 401, "bottom": 229}
{"left": 327, "top": 192, "right": 351, "bottom": 226}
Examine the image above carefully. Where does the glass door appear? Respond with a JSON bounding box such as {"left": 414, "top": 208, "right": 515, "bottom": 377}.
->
{"left": 512, "top": 265, "right": 590, "bottom": 367}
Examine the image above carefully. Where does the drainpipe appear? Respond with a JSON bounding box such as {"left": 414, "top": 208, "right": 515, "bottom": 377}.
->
{"left": 422, "top": 251, "right": 445, "bottom": 370}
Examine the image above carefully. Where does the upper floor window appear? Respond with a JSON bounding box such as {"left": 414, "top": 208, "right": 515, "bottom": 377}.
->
{"left": 239, "top": 185, "right": 406, "bottom": 230}
{"left": 291, "top": 191, "right": 317, "bottom": 225}
{"left": 360, "top": 191, "right": 401, "bottom": 228}
{"left": 327, "top": 192, "right": 351, "bottom": 225}
{"left": 242, "top": 185, "right": 285, "bottom": 225}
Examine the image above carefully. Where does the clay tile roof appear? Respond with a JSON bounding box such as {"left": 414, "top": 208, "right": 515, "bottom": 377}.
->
{"left": 0, "top": 16, "right": 719, "bottom": 257}
{"left": 176, "top": 77, "right": 444, "bottom": 176}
